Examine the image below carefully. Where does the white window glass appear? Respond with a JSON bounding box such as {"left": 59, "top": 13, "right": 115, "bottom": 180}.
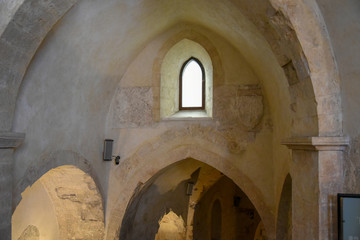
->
{"left": 182, "top": 60, "right": 203, "bottom": 108}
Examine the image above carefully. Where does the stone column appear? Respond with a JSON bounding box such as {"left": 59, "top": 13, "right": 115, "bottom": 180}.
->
{"left": 0, "top": 132, "right": 24, "bottom": 239}
{"left": 283, "top": 136, "right": 349, "bottom": 240}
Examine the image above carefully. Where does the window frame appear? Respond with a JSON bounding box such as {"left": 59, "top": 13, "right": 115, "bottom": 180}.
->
{"left": 179, "top": 57, "right": 205, "bottom": 110}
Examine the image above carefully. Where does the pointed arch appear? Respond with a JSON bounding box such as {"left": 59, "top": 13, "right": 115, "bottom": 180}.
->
{"left": 106, "top": 142, "right": 275, "bottom": 240}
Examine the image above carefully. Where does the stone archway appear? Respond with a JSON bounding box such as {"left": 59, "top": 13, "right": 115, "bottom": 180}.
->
{"left": 106, "top": 139, "right": 275, "bottom": 240}
{"left": 13, "top": 150, "right": 100, "bottom": 209}
{"left": 12, "top": 165, "right": 104, "bottom": 240}
{"left": 117, "top": 158, "right": 264, "bottom": 240}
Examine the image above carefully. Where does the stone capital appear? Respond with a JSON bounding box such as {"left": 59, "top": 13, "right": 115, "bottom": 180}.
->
{"left": 0, "top": 132, "right": 25, "bottom": 149}
{"left": 282, "top": 136, "right": 349, "bottom": 151}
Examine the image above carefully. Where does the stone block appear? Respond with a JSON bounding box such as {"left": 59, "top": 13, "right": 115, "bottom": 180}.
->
{"left": 1, "top": 20, "right": 40, "bottom": 53}
{"left": 112, "top": 87, "right": 153, "bottom": 128}
{"left": 0, "top": 163, "right": 12, "bottom": 179}
{"left": 318, "top": 113, "right": 342, "bottom": 137}
{"left": 0, "top": 149, "right": 12, "bottom": 162}
{"left": 17, "top": 225, "right": 40, "bottom": 240}
{"left": 293, "top": 52, "right": 310, "bottom": 82}
{"left": 282, "top": 60, "right": 299, "bottom": 86}
{"left": 214, "top": 85, "right": 263, "bottom": 130}
{"left": 0, "top": 111, "right": 12, "bottom": 131}
{"left": 13, "top": 0, "right": 58, "bottom": 35}
{"left": 40, "top": 0, "right": 78, "bottom": 19}
{"left": 0, "top": 39, "right": 28, "bottom": 72}
{"left": 317, "top": 95, "right": 341, "bottom": 115}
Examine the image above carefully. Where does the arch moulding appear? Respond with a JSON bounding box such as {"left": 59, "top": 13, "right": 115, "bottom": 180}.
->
{"left": 105, "top": 141, "right": 276, "bottom": 240}
{"left": 269, "top": 0, "right": 343, "bottom": 136}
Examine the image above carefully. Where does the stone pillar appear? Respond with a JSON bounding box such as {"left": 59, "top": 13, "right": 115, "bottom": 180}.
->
{"left": 283, "top": 136, "right": 349, "bottom": 240}
{"left": 0, "top": 132, "right": 24, "bottom": 239}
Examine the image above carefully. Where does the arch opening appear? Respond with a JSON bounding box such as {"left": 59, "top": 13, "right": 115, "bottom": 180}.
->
{"left": 119, "top": 158, "right": 264, "bottom": 240}
{"left": 12, "top": 165, "right": 105, "bottom": 240}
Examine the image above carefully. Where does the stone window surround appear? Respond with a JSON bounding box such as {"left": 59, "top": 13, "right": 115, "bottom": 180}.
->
{"left": 152, "top": 31, "right": 224, "bottom": 122}
{"left": 159, "top": 38, "right": 213, "bottom": 120}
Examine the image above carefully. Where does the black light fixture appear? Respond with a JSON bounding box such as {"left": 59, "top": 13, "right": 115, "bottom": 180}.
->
{"left": 103, "top": 139, "right": 113, "bottom": 161}
{"left": 103, "top": 139, "right": 120, "bottom": 165}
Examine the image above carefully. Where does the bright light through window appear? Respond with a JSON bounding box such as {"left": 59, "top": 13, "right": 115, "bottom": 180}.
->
{"left": 181, "top": 59, "right": 203, "bottom": 108}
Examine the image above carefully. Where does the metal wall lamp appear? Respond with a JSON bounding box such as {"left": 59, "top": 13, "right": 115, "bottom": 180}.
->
{"left": 103, "top": 139, "right": 121, "bottom": 165}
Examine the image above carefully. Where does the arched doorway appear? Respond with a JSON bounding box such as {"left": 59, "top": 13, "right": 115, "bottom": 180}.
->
{"left": 119, "top": 158, "right": 263, "bottom": 240}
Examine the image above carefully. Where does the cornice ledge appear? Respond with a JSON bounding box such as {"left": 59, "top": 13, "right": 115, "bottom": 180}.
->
{"left": 0, "top": 132, "right": 25, "bottom": 149}
{"left": 282, "top": 136, "right": 349, "bottom": 151}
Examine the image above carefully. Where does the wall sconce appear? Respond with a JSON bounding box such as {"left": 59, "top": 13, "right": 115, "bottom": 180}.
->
{"left": 103, "top": 139, "right": 120, "bottom": 165}
{"left": 186, "top": 182, "right": 194, "bottom": 196}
